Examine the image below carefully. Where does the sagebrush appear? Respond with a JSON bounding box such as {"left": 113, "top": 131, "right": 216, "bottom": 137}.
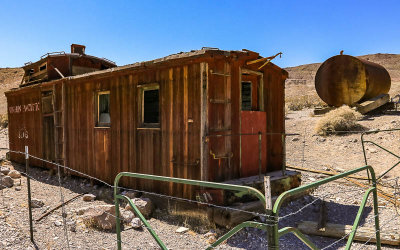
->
{"left": 0, "top": 114, "right": 7, "bottom": 128}
{"left": 314, "top": 106, "right": 363, "bottom": 135}
{"left": 286, "top": 95, "right": 325, "bottom": 111}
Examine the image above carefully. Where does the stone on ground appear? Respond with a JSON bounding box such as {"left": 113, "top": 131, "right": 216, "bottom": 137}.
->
{"left": 131, "top": 218, "right": 142, "bottom": 229}
{"left": 0, "top": 175, "right": 14, "bottom": 189}
{"left": 124, "top": 198, "right": 154, "bottom": 218}
{"left": 0, "top": 167, "right": 10, "bottom": 175}
{"left": 176, "top": 226, "right": 189, "bottom": 234}
{"left": 8, "top": 170, "right": 21, "bottom": 179}
{"left": 31, "top": 198, "right": 44, "bottom": 208}
{"left": 79, "top": 205, "right": 132, "bottom": 231}
{"left": 121, "top": 191, "right": 140, "bottom": 199}
{"left": 82, "top": 194, "right": 96, "bottom": 202}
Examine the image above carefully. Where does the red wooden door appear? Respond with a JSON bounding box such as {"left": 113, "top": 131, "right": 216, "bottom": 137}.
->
{"left": 240, "top": 111, "right": 267, "bottom": 177}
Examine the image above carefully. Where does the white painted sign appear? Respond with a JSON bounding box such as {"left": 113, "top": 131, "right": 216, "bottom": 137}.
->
{"left": 9, "top": 102, "right": 40, "bottom": 114}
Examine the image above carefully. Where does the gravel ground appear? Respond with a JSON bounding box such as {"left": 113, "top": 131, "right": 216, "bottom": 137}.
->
{"left": 1, "top": 107, "right": 400, "bottom": 250}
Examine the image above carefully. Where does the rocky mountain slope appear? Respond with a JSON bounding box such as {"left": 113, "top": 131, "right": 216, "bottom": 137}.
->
{"left": 0, "top": 68, "right": 24, "bottom": 114}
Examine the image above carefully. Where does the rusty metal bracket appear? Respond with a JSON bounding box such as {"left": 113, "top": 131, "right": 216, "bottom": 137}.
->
{"left": 210, "top": 150, "right": 233, "bottom": 159}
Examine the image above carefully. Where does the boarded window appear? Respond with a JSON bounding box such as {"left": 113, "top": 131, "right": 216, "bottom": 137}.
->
{"left": 96, "top": 91, "right": 110, "bottom": 127}
{"left": 241, "top": 82, "right": 252, "bottom": 111}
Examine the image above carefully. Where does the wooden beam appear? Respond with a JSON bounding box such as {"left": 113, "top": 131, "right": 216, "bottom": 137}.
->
{"left": 36, "top": 193, "right": 84, "bottom": 222}
{"left": 298, "top": 221, "right": 400, "bottom": 246}
{"left": 246, "top": 57, "right": 270, "bottom": 65}
{"left": 355, "top": 94, "right": 390, "bottom": 114}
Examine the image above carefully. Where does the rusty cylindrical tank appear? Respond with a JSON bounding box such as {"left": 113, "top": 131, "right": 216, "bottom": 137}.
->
{"left": 315, "top": 55, "right": 391, "bottom": 107}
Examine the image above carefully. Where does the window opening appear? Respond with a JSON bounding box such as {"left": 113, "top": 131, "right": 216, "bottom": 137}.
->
{"left": 143, "top": 89, "right": 159, "bottom": 124}
{"left": 241, "top": 81, "right": 252, "bottom": 111}
{"left": 96, "top": 91, "right": 110, "bottom": 127}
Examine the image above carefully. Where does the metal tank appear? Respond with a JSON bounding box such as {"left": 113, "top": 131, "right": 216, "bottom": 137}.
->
{"left": 315, "top": 55, "right": 391, "bottom": 107}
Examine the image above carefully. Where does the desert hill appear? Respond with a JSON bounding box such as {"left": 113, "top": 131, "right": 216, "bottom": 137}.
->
{"left": 0, "top": 68, "right": 24, "bottom": 114}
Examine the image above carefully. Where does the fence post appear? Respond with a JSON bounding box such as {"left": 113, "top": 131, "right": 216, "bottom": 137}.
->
{"left": 258, "top": 132, "right": 262, "bottom": 181}
{"left": 265, "top": 176, "right": 277, "bottom": 248}
{"left": 25, "top": 146, "right": 34, "bottom": 243}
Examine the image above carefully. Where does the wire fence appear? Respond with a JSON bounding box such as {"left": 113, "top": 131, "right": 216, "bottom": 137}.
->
{"left": 1, "top": 126, "right": 400, "bottom": 249}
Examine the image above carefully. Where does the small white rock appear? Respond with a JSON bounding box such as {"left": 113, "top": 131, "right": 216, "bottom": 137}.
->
{"left": 54, "top": 220, "right": 62, "bottom": 227}
{"left": 82, "top": 194, "right": 96, "bottom": 202}
{"left": 131, "top": 218, "right": 142, "bottom": 229}
{"left": 8, "top": 170, "right": 21, "bottom": 179}
{"left": 176, "top": 226, "right": 189, "bottom": 234}
{"left": 31, "top": 198, "right": 44, "bottom": 208}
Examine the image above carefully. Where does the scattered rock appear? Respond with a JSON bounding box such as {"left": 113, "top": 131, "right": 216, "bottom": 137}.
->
{"left": 131, "top": 218, "right": 142, "bottom": 229}
{"left": 82, "top": 194, "right": 96, "bottom": 202}
{"left": 54, "top": 220, "right": 62, "bottom": 227}
{"left": 98, "top": 188, "right": 114, "bottom": 202}
{"left": 0, "top": 175, "right": 14, "bottom": 189}
{"left": 15, "top": 186, "right": 21, "bottom": 191}
{"left": 370, "top": 148, "right": 377, "bottom": 153}
{"left": 8, "top": 170, "right": 21, "bottom": 179}
{"left": 204, "top": 230, "right": 218, "bottom": 244}
{"left": 120, "top": 209, "right": 135, "bottom": 224}
{"left": 79, "top": 205, "right": 130, "bottom": 231}
{"left": 176, "top": 226, "right": 189, "bottom": 234}
{"left": 31, "top": 198, "right": 44, "bottom": 208}
{"left": 125, "top": 198, "right": 154, "bottom": 218}
{"left": 67, "top": 220, "right": 76, "bottom": 232}
{"left": 317, "top": 137, "right": 326, "bottom": 142}
{"left": 291, "top": 137, "right": 300, "bottom": 142}
{"left": 81, "top": 205, "right": 117, "bottom": 231}
{"left": 121, "top": 191, "right": 140, "bottom": 199}
{"left": 0, "top": 167, "right": 10, "bottom": 175}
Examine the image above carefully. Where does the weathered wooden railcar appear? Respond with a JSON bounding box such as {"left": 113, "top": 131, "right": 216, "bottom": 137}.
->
{"left": 6, "top": 47, "right": 288, "bottom": 199}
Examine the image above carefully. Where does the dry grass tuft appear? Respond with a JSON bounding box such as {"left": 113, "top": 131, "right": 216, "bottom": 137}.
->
{"left": 286, "top": 95, "right": 325, "bottom": 111}
{"left": 315, "top": 106, "right": 363, "bottom": 135}
{"left": 0, "top": 114, "right": 7, "bottom": 128}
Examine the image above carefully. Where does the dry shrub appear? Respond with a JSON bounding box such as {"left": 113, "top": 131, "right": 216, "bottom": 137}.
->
{"left": 286, "top": 95, "right": 325, "bottom": 111}
{"left": 315, "top": 106, "right": 363, "bottom": 135}
{"left": 0, "top": 114, "right": 8, "bottom": 128}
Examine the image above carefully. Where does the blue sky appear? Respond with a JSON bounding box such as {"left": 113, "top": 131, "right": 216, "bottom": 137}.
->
{"left": 1, "top": 0, "right": 399, "bottom": 68}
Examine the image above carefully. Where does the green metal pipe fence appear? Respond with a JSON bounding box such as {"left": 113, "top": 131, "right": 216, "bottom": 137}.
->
{"left": 361, "top": 128, "right": 400, "bottom": 181}
{"left": 113, "top": 172, "right": 271, "bottom": 250}
{"left": 272, "top": 165, "right": 381, "bottom": 250}
{"left": 113, "top": 165, "right": 381, "bottom": 249}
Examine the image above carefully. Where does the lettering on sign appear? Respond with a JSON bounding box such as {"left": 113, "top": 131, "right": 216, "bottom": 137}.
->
{"left": 9, "top": 102, "right": 40, "bottom": 114}
{"left": 18, "top": 128, "right": 28, "bottom": 139}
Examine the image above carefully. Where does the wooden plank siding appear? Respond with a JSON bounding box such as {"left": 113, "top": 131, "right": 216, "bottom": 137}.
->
{"left": 6, "top": 50, "right": 287, "bottom": 199}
